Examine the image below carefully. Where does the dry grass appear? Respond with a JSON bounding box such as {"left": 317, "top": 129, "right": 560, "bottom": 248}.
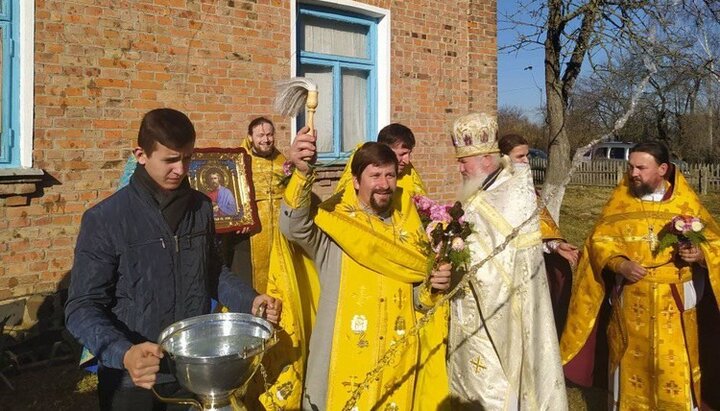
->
{"left": 558, "top": 186, "right": 720, "bottom": 247}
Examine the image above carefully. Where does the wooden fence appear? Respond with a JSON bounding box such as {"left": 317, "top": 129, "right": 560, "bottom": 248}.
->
{"left": 530, "top": 159, "right": 720, "bottom": 194}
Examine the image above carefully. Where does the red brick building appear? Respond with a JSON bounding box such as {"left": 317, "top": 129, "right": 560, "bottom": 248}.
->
{"left": 0, "top": 0, "right": 496, "bottom": 325}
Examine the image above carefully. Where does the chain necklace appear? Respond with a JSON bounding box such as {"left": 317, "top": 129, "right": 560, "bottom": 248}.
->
{"left": 637, "top": 183, "right": 667, "bottom": 252}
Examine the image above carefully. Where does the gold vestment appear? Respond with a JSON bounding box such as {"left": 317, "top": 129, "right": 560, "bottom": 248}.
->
{"left": 335, "top": 155, "right": 451, "bottom": 411}
{"left": 288, "top": 169, "right": 439, "bottom": 409}
{"left": 561, "top": 170, "right": 720, "bottom": 410}
{"left": 237, "top": 138, "right": 287, "bottom": 293}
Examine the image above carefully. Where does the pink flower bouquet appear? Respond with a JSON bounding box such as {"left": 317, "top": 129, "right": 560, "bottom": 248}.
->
{"left": 655, "top": 215, "right": 707, "bottom": 255}
{"left": 413, "top": 195, "right": 472, "bottom": 271}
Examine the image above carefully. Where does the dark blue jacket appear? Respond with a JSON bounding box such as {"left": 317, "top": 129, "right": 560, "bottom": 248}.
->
{"left": 65, "top": 176, "right": 257, "bottom": 375}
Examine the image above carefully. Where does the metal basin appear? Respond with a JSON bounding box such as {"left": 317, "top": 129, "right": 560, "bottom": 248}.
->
{"left": 157, "top": 312, "right": 276, "bottom": 406}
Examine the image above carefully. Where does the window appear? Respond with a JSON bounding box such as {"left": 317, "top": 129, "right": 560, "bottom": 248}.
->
{"left": 0, "top": 0, "right": 19, "bottom": 167}
{"left": 609, "top": 147, "right": 626, "bottom": 160}
{"left": 593, "top": 147, "right": 608, "bottom": 159}
{"left": 297, "top": 5, "right": 377, "bottom": 160}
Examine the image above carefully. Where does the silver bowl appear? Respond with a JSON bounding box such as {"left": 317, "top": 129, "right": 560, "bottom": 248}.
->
{"left": 157, "top": 312, "right": 276, "bottom": 408}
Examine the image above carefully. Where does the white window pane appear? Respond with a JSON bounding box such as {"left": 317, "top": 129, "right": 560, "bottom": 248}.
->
{"left": 302, "top": 15, "right": 368, "bottom": 59}
{"left": 342, "top": 69, "right": 368, "bottom": 152}
{"left": 302, "top": 67, "right": 334, "bottom": 153}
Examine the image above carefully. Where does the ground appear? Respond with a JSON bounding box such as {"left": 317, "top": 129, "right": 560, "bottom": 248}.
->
{"left": 0, "top": 363, "right": 609, "bottom": 410}
{"left": 0, "top": 363, "right": 96, "bottom": 410}
{"left": 2, "top": 186, "right": 719, "bottom": 410}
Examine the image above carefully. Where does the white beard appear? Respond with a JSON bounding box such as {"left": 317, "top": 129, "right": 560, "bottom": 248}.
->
{"left": 457, "top": 172, "right": 491, "bottom": 202}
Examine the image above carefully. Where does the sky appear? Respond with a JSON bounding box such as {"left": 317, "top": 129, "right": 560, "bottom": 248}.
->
{"left": 497, "top": 2, "right": 547, "bottom": 122}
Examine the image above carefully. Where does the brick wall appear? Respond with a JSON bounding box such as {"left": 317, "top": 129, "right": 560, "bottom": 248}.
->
{"left": 0, "top": 0, "right": 496, "bottom": 305}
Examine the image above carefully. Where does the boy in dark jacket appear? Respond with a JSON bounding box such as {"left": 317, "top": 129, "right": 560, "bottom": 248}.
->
{"left": 65, "top": 108, "right": 282, "bottom": 410}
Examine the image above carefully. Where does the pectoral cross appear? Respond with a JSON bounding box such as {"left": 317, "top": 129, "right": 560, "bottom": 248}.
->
{"left": 645, "top": 225, "right": 658, "bottom": 252}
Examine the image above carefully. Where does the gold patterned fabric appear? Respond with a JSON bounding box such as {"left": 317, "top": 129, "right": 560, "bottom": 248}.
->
{"left": 230, "top": 139, "right": 289, "bottom": 410}
{"left": 560, "top": 170, "right": 720, "bottom": 410}
{"left": 240, "top": 138, "right": 287, "bottom": 293}
{"left": 539, "top": 205, "right": 564, "bottom": 240}
{"left": 335, "top": 151, "right": 451, "bottom": 410}
{"left": 259, "top": 186, "right": 320, "bottom": 409}
{"left": 279, "top": 167, "right": 447, "bottom": 409}
{"left": 315, "top": 176, "right": 435, "bottom": 410}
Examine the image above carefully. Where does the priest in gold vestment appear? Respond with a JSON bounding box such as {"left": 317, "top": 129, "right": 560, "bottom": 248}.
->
{"left": 334, "top": 123, "right": 451, "bottom": 410}
{"left": 280, "top": 133, "right": 451, "bottom": 410}
{"left": 223, "top": 117, "right": 287, "bottom": 293}
{"left": 258, "top": 123, "right": 442, "bottom": 410}
{"left": 561, "top": 141, "right": 720, "bottom": 410}
{"left": 448, "top": 113, "right": 568, "bottom": 409}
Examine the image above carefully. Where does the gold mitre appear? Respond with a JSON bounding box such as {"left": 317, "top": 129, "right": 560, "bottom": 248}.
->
{"left": 451, "top": 112, "right": 499, "bottom": 158}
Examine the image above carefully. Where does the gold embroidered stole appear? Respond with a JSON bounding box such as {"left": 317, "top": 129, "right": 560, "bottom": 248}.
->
{"left": 334, "top": 156, "right": 451, "bottom": 410}
{"left": 539, "top": 205, "right": 564, "bottom": 240}
{"left": 315, "top": 182, "right": 431, "bottom": 409}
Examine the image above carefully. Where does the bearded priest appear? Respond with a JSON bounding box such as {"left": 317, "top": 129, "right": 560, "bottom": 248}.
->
{"left": 447, "top": 112, "right": 567, "bottom": 409}
{"left": 280, "top": 130, "right": 451, "bottom": 410}
{"left": 561, "top": 141, "right": 720, "bottom": 410}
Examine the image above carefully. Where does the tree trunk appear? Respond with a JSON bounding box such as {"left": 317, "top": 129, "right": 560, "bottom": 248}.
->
{"left": 543, "top": 88, "right": 571, "bottom": 222}
{"left": 542, "top": 5, "right": 571, "bottom": 223}
{"left": 710, "top": 109, "right": 715, "bottom": 152}
{"left": 709, "top": 68, "right": 716, "bottom": 154}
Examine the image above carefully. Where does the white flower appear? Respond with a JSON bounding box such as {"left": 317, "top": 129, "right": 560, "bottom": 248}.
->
{"left": 674, "top": 219, "right": 685, "bottom": 231}
{"left": 425, "top": 220, "right": 441, "bottom": 238}
{"left": 451, "top": 237, "right": 465, "bottom": 251}
{"left": 691, "top": 220, "right": 704, "bottom": 232}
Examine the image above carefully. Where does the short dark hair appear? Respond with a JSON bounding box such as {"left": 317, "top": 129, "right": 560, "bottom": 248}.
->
{"left": 630, "top": 141, "right": 670, "bottom": 166}
{"left": 247, "top": 116, "right": 275, "bottom": 136}
{"left": 498, "top": 133, "right": 529, "bottom": 156}
{"left": 138, "top": 108, "right": 196, "bottom": 154}
{"left": 377, "top": 123, "right": 416, "bottom": 149}
{"left": 351, "top": 142, "right": 398, "bottom": 178}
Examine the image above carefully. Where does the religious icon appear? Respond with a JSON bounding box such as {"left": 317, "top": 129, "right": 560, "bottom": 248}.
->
{"left": 351, "top": 314, "right": 368, "bottom": 333}
{"left": 189, "top": 148, "right": 259, "bottom": 233}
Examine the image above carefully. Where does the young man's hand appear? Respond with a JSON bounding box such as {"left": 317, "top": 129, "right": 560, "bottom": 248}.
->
{"left": 252, "top": 294, "right": 283, "bottom": 325}
{"left": 123, "top": 342, "right": 164, "bottom": 389}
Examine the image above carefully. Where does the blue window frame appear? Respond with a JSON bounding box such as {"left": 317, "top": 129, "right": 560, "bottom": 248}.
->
{"left": 297, "top": 5, "right": 377, "bottom": 161}
{"left": 0, "top": 0, "right": 19, "bottom": 166}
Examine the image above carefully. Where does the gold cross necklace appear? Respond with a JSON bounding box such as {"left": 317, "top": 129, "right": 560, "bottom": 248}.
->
{"left": 638, "top": 183, "right": 667, "bottom": 252}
